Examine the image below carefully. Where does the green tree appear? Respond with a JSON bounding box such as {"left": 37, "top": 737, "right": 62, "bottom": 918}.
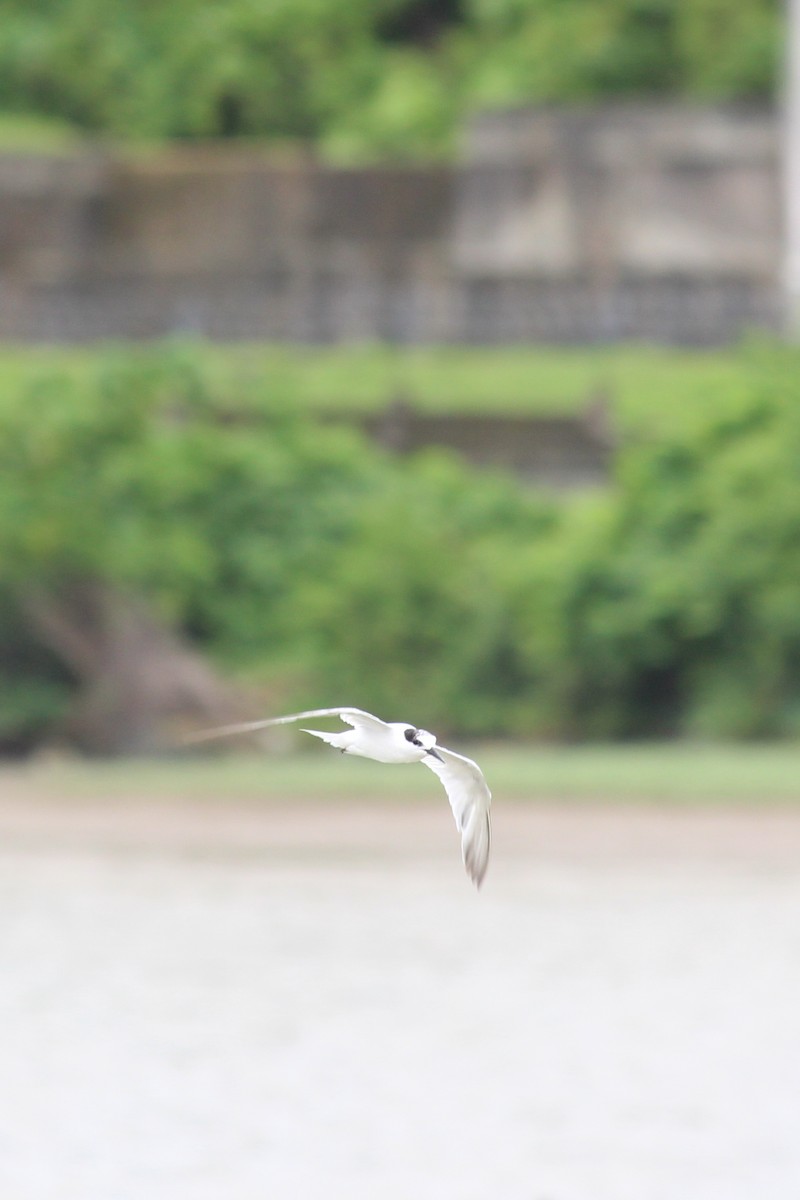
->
{"left": 0, "top": 0, "right": 783, "bottom": 157}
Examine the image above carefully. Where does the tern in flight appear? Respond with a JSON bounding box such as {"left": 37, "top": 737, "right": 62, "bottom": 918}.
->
{"left": 189, "top": 706, "right": 492, "bottom": 887}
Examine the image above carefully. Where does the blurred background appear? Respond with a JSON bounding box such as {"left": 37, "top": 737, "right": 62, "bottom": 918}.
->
{"left": 2, "top": 2, "right": 800, "bottom": 1198}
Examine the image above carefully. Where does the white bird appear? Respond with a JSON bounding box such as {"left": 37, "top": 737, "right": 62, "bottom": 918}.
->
{"left": 189, "top": 706, "right": 492, "bottom": 887}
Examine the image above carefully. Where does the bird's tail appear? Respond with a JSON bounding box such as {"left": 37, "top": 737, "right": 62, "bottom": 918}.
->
{"left": 300, "top": 727, "right": 350, "bottom": 751}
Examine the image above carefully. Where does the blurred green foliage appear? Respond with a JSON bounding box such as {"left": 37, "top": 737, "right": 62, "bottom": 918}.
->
{"left": 2, "top": 341, "right": 800, "bottom": 747}
{"left": 0, "top": 0, "right": 782, "bottom": 159}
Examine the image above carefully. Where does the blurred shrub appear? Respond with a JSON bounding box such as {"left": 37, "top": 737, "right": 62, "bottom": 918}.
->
{"left": 281, "top": 339, "right": 800, "bottom": 741}
{"left": 501, "top": 345, "right": 800, "bottom": 739}
{"left": 0, "top": 591, "right": 72, "bottom": 749}
{"left": 296, "top": 452, "right": 555, "bottom": 733}
{"left": 0, "top": 0, "right": 782, "bottom": 158}
{"left": 2, "top": 341, "right": 800, "bottom": 747}
{"left": 0, "top": 345, "right": 552, "bottom": 743}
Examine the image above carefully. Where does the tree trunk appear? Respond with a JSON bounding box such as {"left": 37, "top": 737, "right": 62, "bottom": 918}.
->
{"left": 25, "top": 582, "right": 251, "bottom": 755}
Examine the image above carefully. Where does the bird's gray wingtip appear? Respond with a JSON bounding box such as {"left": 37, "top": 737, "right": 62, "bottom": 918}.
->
{"left": 464, "top": 815, "right": 491, "bottom": 888}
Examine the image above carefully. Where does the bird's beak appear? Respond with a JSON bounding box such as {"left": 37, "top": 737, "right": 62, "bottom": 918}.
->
{"left": 426, "top": 747, "right": 445, "bottom": 763}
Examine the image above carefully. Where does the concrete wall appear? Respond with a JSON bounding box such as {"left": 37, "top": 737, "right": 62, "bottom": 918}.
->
{"left": 455, "top": 105, "right": 782, "bottom": 342}
{"left": 0, "top": 105, "right": 784, "bottom": 344}
{"left": 363, "top": 407, "right": 612, "bottom": 488}
{"left": 0, "top": 148, "right": 455, "bottom": 342}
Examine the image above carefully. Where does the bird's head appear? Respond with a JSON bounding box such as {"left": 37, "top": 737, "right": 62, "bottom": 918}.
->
{"left": 404, "top": 725, "right": 444, "bottom": 762}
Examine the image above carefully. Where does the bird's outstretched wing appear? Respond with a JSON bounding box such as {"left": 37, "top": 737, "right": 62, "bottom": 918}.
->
{"left": 185, "top": 706, "right": 388, "bottom": 744}
{"left": 421, "top": 746, "right": 492, "bottom": 888}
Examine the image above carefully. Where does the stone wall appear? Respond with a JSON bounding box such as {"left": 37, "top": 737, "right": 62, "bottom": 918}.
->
{"left": 361, "top": 405, "right": 613, "bottom": 488}
{"left": 0, "top": 148, "right": 455, "bottom": 342}
{"left": 454, "top": 105, "right": 782, "bottom": 342}
{"left": 0, "top": 105, "right": 785, "bottom": 344}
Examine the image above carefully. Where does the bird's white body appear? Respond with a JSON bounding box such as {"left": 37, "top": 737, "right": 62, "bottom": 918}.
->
{"left": 301, "top": 719, "right": 438, "bottom": 764}
{"left": 189, "top": 706, "right": 492, "bottom": 887}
